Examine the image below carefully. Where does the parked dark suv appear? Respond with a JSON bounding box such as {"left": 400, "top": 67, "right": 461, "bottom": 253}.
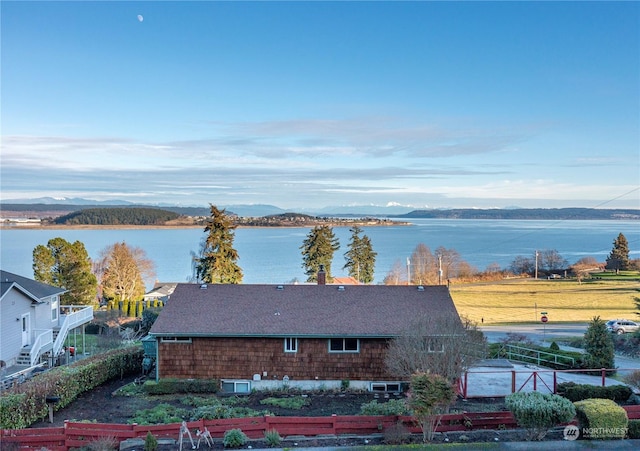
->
{"left": 606, "top": 319, "right": 639, "bottom": 335}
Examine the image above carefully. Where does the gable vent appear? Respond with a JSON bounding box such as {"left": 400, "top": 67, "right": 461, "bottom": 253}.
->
{"left": 417, "top": 285, "right": 424, "bottom": 291}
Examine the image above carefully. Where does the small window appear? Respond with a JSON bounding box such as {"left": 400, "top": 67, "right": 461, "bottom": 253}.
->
{"left": 427, "top": 338, "right": 444, "bottom": 353}
{"left": 51, "top": 297, "right": 59, "bottom": 322}
{"left": 284, "top": 337, "right": 298, "bottom": 353}
{"left": 329, "top": 338, "right": 360, "bottom": 353}
{"left": 221, "top": 381, "right": 250, "bottom": 393}
{"left": 160, "top": 337, "right": 192, "bottom": 343}
{"left": 371, "top": 382, "right": 402, "bottom": 392}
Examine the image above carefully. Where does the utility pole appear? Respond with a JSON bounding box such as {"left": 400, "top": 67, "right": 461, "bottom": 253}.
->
{"left": 438, "top": 254, "right": 443, "bottom": 285}
{"left": 535, "top": 250, "right": 539, "bottom": 280}
{"left": 406, "top": 257, "right": 411, "bottom": 285}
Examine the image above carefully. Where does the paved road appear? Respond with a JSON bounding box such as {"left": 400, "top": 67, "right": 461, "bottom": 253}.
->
{"left": 480, "top": 323, "right": 588, "bottom": 345}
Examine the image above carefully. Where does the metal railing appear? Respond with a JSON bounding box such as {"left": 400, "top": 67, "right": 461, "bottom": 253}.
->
{"left": 493, "top": 343, "right": 576, "bottom": 368}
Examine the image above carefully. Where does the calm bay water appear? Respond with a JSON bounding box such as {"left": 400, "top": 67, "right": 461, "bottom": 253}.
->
{"left": 1, "top": 219, "right": 638, "bottom": 286}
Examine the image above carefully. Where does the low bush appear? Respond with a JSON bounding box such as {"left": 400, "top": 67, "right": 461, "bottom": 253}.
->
{"left": 383, "top": 421, "right": 411, "bottom": 445}
{"left": 128, "top": 403, "right": 188, "bottom": 425}
{"left": 264, "top": 429, "right": 282, "bottom": 447}
{"left": 628, "top": 419, "right": 640, "bottom": 439}
{"left": 142, "top": 378, "right": 218, "bottom": 394}
{"left": 505, "top": 391, "right": 576, "bottom": 440}
{"left": 259, "top": 396, "right": 310, "bottom": 409}
{"left": 223, "top": 428, "right": 248, "bottom": 448}
{"left": 574, "top": 398, "right": 628, "bottom": 439}
{"left": 623, "top": 369, "right": 640, "bottom": 392}
{"left": 144, "top": 431, "right": 158, "bottom": 451}
{"left": 359, "top": 399, "right": 409, "bottom": 416}
{"left": 557, "top": 382, "right": 633, "bottom": 403}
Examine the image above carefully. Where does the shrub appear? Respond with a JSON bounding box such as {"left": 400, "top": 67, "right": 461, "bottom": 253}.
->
{"left": 574, "top": 398, "right": 628, "bottom": 439}
{"left": 557, "top": 382, "right": 633, "bottom": 403}
{"left": 360, "top": 399, "right": 409, "bottom": 416}
{"left": 549, "top": 341, "right": 560, "bottom": 351}
{"left": 144, "top": 431, "right": 158, "bottom": 451}
{"left": 86, "top": 435, "right": 118, "bottom": 451}
{"left": 505, "top": 391, "right": 576, "bottom": 440}
{"left": 628, "top": 420, "right": 640, "bottom": 439}
{"left": 383, "top": 421, "right": 411, "bottom": 445}
{"left": 142, "top": 378, "right": 218, "bottom": 394}
{"left": 223, "top": 428, "right": 248, "bottom": 448}
{"left": 259, "top": 396, "right": 310, "bottom": 409}
{"left": 264, "top": 429, "right": 282, "bottom": 447}
{"left": 408, "top": 372, "right": 457, "bottom": 442}
{"left": 623, "top": 369, "right": 640, "bottom": 391}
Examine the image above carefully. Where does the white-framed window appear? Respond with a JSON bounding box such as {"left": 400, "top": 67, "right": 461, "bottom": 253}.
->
{"left": 51, "top": 297, "right": 59, "bottom": 322}
{"left": 221, "top": 380, "right": 251, "bottom": 393}
{"left": 284, "top": 337, "right": 298, "bottom": 353}
{"left": 427, "top": 338, "right": 444, "bottom": 353}
{"left": 160, "top": 337, "right": 192, "bottom": 343}
{"left": 329, "top": 338, "right": 359, "bottom": 353}
{"left": 371, "top": 382, "right": 402, "bottom": 393}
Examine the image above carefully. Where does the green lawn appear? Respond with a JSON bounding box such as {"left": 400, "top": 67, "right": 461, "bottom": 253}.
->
{"left": 450, "top": 278, "right": 639, "bottom": 325}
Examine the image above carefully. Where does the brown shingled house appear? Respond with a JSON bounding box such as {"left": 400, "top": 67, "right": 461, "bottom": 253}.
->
{"left": 149, "top": 282, "right": 461, "bottom": 393}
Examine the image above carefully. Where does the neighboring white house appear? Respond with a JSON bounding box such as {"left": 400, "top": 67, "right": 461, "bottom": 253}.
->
{"left": 0, "top": 270, "right": 94, "bottom": 373}
{"left": 143, "top": 282, "right": 177, "bottom": 304}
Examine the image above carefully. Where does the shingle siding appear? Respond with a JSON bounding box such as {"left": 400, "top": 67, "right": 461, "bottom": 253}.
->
{"left": 158, "top": 337, "right": 393, "bottom": 381}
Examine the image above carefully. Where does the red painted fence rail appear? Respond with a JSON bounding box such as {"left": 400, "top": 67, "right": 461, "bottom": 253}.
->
{"left": 2, "top": 406, "right": 638, "bottom": 450}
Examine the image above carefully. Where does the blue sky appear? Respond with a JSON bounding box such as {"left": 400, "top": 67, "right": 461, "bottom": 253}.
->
{"left": 1, "top": 1, "right": 639, "bottom": 210}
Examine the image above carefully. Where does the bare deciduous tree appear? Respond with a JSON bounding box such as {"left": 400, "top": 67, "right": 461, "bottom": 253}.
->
{"left": 97, "top": 242, "right": 155, "bottom": 303}
{"left": 383, "top": 259, "right": 407, "bottom": 285}
{"left": 409, "top": 243, "right": 437, "bottom": 285}
{"left": 385, "top": 314, "right": 486, "bottom": 382}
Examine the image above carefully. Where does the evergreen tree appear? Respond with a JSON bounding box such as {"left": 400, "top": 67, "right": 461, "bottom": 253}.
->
{"left": 343, "top": 225, "right": 377, "bottom": 283}
{"left": 606, "top": 233, "right": 630, "bottom": 272}
{"left": 32, "top": 237, "right": 98, "bottom": 306}
{"left": 195, "top": 204, "right": 243, "bottom": 283}
{"left": 300, "top": 225, "right": 340, "bottom": 282}
{"left": 582, "top": 316, "right": 615, "bottom": 373}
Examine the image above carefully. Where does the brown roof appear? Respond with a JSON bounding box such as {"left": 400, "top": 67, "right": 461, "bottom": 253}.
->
{"left": 330, "top": 276, "right": 361, "bottom": 285}
{"left": 150, "top": 283, "right": 459, "bottom": 338}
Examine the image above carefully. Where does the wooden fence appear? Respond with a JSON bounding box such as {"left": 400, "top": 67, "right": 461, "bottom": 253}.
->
{"left": 3, "top": 406, "right": 639, "bottom": 450}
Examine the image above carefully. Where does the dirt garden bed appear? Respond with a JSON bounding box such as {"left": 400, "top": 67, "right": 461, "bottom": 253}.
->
{"left": 29, "top": 375, "right": 507, "bottom": 429}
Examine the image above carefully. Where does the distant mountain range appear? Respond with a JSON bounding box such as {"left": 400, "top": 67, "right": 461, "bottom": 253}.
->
{"left": 0, "top": 197, "right": 417, "bottom": 217}
{"left": 1, "top": 197, "right": 638, "bottom": 220}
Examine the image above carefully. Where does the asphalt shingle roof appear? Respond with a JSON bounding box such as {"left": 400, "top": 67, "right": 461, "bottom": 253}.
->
{"left": 150, "top": 283, "right": 459, "bottom": 338}
{"left": 0, "top": 270, "right": 66, "bottom": 300}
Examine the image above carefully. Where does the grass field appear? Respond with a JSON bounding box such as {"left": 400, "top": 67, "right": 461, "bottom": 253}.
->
{"left": 450, "top": 277, "right": 640, "bottom": 325}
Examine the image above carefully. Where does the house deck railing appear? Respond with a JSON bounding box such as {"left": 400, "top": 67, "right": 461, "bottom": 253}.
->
{"left": 53, "top": 306, "right": 94, "bottom": 357}
{"left": 28, "top": 329, "right": 54, "bottom": 366}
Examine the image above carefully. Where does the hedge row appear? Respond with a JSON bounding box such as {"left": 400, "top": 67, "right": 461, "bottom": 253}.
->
{"left": 574, "top": 398, "right": 628, "bottom": 439}
{"left": 557, "top": 382, "right": 633, "bottom": 403}
{"left": 0, "top": 345, "right": 143, "bottom": 429}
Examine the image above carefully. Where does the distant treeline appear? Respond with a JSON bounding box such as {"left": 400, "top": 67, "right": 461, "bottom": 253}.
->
{"left": 2, "top": 204, "right": 639, "bottom": 221}
{"left": 398, "top": 208, "right": 640, "bottom": 220}
{"left": 53, "top": 208, "right": 180, "bottom": 225}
